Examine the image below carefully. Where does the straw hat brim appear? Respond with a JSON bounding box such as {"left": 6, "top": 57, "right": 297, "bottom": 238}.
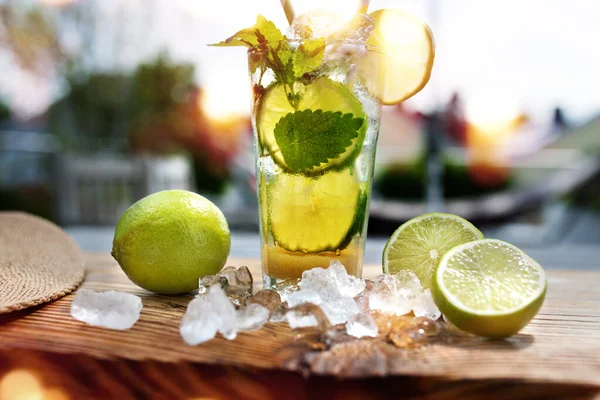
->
{"left": 0, "top": 212, "right": 85, "bottom": 314}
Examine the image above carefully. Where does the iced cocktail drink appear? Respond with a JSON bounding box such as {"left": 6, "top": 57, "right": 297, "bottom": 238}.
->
{"left": 248, "top": 39, "right": 383, "bottom": 286}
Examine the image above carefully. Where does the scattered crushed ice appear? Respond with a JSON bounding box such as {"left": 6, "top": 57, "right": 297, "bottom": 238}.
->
{"left": 180, "top": 286, "right": 237, "bottom": 345}
{"left": 286, "top": 289, "right": 322, "bottom": 308}
{"left": 286, "top": 311, "right": 319, "bottom": 328}
{"left": 236, "top": 303, "right": 270, "bottom": 331}
{"left": 70, "top": 289, "right": 142, "bottom": 330}
{"left": 393, "top": 270, "right": 423, "bottom": 297}
{"left": 247, "top": 289, "right": 282, "bottom": 316}
{"left": 369, "top": 271, "right": 422, "bottom": 316}
{"left": 269, "top": 303, "right": 289, "bottom": 323}
{"left": 327, "top": 260, "right": 367, "bottom": 298}
{"left": 346, "top": 312, "right": 378, "bottom": 338}
{"left": 218, "top": 266, "right": 253, "bottom": 297}
{"left": 198, "top": 275, "right": 228, "bottom": 294}
{"left": 412, "top": 289, "right": 441, "bottom": 320}
{"left": 183, "top": 261, "right": 443, "bottom": 344}
{"left": 320, "top": 296, "right": 360, "bottom": 325}
{"left": 274, "top": 279, "right": 301, "bottom": 303}
{"left": 354, "top": 290, "right": 370, "bottom": 312}
{"left": 198, "top": 266, "right": 253, "bottom": 307}
{"left": 300, "top": 260, "right": 365, "bottom": 300}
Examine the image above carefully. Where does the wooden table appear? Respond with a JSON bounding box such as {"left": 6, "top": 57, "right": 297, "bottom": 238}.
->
{"left": 0, "top": 254, "right": 599, "bottom": 399}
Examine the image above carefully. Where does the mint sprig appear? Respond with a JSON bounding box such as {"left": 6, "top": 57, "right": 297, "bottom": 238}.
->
{"left": 273, "top": 109, "right": 364, "bottom": 173}
{"left": 211, "top": 15, "right": 325, "bottom": 109}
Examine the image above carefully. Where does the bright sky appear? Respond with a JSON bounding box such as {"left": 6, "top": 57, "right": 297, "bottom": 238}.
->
{"left": 2, "top": 0, "right": 600, "bottom": 124}
{"left": 153, "top": 0, "right": 600, "bottom": 123}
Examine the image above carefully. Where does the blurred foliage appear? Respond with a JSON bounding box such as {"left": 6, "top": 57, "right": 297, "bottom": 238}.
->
{"left": 49, "top": 73, "right": 131, "bottom": 152}
{"left": 48, "top": 54, "right": 235, "bottom": 193}
{"left": 0, "top": 100, "right": 10, "bottom": 121}
{"left": 128, "top": 54, "right": 197, "bottom": 153}
{"left": 49, "top": 54, "right": 196, "bottom": 153}
{"left": 375, "top": 155, "right": 514, "bottom": 201}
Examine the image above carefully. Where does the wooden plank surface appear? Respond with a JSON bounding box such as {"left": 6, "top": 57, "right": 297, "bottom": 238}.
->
{"left": 0, "top": 253, "right": 599, "bottom": 390}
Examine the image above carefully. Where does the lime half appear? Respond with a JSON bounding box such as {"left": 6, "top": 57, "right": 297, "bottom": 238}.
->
{"left": 256, "top": 77, "right": 367, "bottom": 174}
{"left": 267, "top": 169, "right": 360, "bottom": 252}
{"left": 433, "top": 239, "right": 547, "bottom": 338}
{"left": 383, "top": 213, "right": 483, "bottom": 289}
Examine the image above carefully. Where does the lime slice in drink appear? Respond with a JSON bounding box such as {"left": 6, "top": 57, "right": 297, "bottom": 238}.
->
{"left": 267, "top": 168, "right": 360, "bottom": 252}
{"left": 432, "top": 239, "right": 547, "bottom": 338}
{"left": 338, "top": 189, "right": 369, "bottom": 250}
{"left": 382, "top": 213, "right": 483, "bottom": 289}
{"left": 256, "top": 77, "right": 367, "bottom": 174}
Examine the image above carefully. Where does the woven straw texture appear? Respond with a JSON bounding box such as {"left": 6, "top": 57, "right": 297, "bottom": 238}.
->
{"left": 0, "top": 212, "right": 85, "bottom": 314}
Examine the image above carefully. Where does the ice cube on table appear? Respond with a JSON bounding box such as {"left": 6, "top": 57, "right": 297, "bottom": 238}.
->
{"left": 269, "top": 302, "right": 289, "bottom": 323}
{"left": 274, "top": 278, "right": 301, "bottom": 302}
{"left": 286, "top": 289, "right": 322, "bottom": 307}
{"left": 287, "top": 303, "right": 331, "bottom": 330}
{"left": 236, "top": 303, "right": 270, "bottom": 331}
{"left": 346, "top": 312, "right": 378, "bottom": 338}
{"left": 198, "top": 275, "right": 228, "bottom": 295}
{"left": 219, "top": 266, "right": 253, "bottom": 298}
{"left": 300, "top": 261, "right": 365, "bottom": 300}
{"left": 218, "top": 266, "right": 239, "bottom": 285}
{"left": 369, "top": 291, "right": 413, "bottom": 316}
{"left": 180, "top": 286, "right": 237, "bottom": 345}
{"left": 354, "top": 290, "right": 370, "bottom": 312}
{"left": 393, "top": 270, "right": 423, "bottom": 298}
{"left": 327, "top": 260, "right": 366, "bottom": 298}
{"left": 247, "top": 289, "right": 282, "bottom": 316}
{"left": 199, "top": 266, "right": 254, "bottom": 307}
{"left": 369, "top": 274, "right": 413, "bottom": 316}
{"left": 286, "top": 311, "right": 319, "bottom": 328}
{"left": 320, "top": 296, "right": 360, "bottom": 325}
{"left": 413, "top": 289, "right": 441, "bottom": 320}
{"left": 70, "top": 289, "right": 142, "bottom": 330}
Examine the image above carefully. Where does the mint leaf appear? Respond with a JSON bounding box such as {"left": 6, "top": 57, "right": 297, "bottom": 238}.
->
{"left": 293, "top": 39, "right": 325, "bottom": 78}
{"left": 212, "top": 16, "right": 326, "bottom": 109}
{"left": 274, "top": 109, "right": 364, "bottom": 172}
{"left": 210, "top": 27, "right": 258, "bottom": 48}
{"left": 255, "top": 15, "right": 283, "bottom": 44}
{"left": 210, "top": 15, "right": 283, "bottom": 48}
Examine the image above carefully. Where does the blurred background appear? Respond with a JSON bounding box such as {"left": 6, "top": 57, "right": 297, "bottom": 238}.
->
{"left": 1, "top": 0, "right": 599, "bottom": 268}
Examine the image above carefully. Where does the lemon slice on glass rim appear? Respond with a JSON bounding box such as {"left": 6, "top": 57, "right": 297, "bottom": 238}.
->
{"left": 366, "top": 8, "right": 435, "bottom": 105}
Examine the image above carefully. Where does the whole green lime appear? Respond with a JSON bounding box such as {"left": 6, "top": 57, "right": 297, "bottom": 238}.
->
{"left": 112, "top": 190, "right": 230, "bottom": 294}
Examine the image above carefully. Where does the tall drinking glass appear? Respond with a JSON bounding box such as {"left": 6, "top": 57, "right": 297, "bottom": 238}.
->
{"left": 248, "top": 39, "right": 383, "bottom": 287}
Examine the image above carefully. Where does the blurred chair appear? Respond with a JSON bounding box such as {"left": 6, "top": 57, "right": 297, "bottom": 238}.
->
{"left": 55, "top": 154, "right": 193, "bottom": 226}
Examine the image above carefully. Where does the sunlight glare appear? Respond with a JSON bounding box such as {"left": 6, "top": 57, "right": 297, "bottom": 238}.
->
{"left": 201, "top": 78, "right": 250, "bottom": 122}
{"left": 285, "top": 0, "right": 368, "bottom": 22}
{"left": 466, "top": 92, "right": 519, "bottom": 133}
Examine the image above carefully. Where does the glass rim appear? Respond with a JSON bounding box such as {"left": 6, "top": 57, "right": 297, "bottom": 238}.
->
{"left": 247, "top": 38, "right": 383, "bottom": 55}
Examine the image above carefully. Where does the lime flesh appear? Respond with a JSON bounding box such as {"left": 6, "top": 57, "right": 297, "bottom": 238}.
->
{"left": 266, "top": 169, "right": 361, "bottom": 253}
{"left": 383, "top": 213, "right": 483, "bottom": 289}
{"left": 432, "top": 239, "right": 547, "bottom": 338}
{"left": 256, "top": 77, "right": 367, "bottom": 173}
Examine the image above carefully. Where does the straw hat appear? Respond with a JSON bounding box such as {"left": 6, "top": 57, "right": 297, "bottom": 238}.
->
{"left": 0, "top": 212, "right": 85, "bottom": 314}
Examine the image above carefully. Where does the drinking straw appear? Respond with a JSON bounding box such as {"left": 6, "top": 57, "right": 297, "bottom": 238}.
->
{"left": 279, "top": 0, "right": 371, "bottom": 25}
{"left": 279, "top": 0, "right": 295, "bottom": 25}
